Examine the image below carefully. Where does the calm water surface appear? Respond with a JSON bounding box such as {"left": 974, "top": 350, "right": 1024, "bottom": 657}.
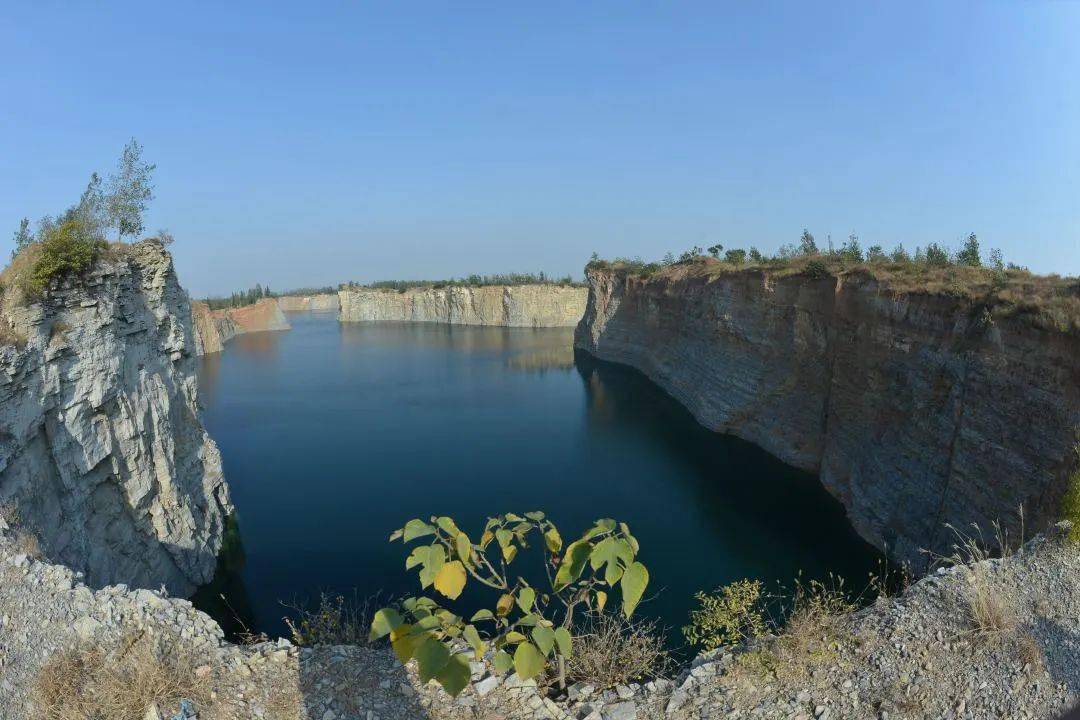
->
{"left": 195, "top": 313, "right": 879, "bottom": 649}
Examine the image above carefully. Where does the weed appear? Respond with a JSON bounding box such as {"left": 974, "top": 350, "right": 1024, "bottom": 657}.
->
{"left": 565, "top": 612, "right": 671, "bottom": 689}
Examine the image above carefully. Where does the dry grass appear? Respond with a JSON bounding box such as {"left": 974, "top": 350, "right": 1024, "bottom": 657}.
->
{"left": 32, "top": 630, "right": 213, "bottom": 720}
{"left": 0, "top": 242, "right": 43, "bottom": 307}
{"left": 964, "top": 566, "right": 1017, "bottom": 636}
{"left": 565, "top": 613, "right": 671, "bottom": 689}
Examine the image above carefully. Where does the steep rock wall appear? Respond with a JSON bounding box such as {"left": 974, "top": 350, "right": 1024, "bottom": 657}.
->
{"left": 575, "top": 265, "right": 1080, "bottom": 564}
{"left": 338, "top": 285, "right": 587, "bottom": 327}
{"left": 0, "top": 241, "right": 232, "bottom": 595}
{"left": 277, "top": 293, "right": 339, "bottom": 312}
{"left": 192, "top": 298, "right": 288, "bottom": 355}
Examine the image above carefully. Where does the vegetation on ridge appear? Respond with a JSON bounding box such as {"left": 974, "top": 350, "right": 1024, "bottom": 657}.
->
{"left": 3, "top": 140, "right": 157, "bottom": 307}
{"left": 347, "top": 271, "right": 581, "bottom": 292}
{"left": 588, "top": 230, "right": 1080, "bottom": 333}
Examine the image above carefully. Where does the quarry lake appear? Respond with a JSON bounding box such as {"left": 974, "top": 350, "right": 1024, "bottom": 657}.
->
{"left": 195, "top": 312, "right": 880, "bottom": 649}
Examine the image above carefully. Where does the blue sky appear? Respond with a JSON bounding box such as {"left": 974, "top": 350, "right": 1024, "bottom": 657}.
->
{"left": 2, "top": 1, "right": 1078, "bottom": 296}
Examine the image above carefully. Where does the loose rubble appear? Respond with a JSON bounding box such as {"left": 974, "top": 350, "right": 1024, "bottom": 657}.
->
{"left": 3, "top": 516, "right": 1078, "bottom": 719}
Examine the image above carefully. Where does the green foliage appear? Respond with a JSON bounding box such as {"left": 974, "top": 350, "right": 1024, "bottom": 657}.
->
{"left": 803, "top": 259, "right": 830, "bottom": 279}
{"left": 866, "top": 245, "right": 886, "bottom": 263}
{"left": 799, "top": 229, "right": 818, "bottom": 256}
{"left": 12, "top": 218, "right": 32, "bottom": 256}
{"left": 724, "top": 248, "right": 747, "bottom": 266}
{"left": 839, "top": 234, "right": 863, "bottom": 263}
{"left": 677, "top": 246, "right": 704, "bottom": 264}
{"left": 1061, "top": 439, "right": 1080, "bottom": 544}
{"left": 106, "top": 138, "right": 156, "bottom": 241}
{"left": 748, "top": 247, "right": 763, "bottom": 263}
{"left": 371, "top": 512, "right": 649, "bottom": 696}
{"left": 890, "top": 243, "right": 910, "bottom": 263}
{"left": 707, "top": 244, "right": 723, "bottom": 259}
{"left": 924, "top": 242, "right": 951, "bottom": 268}
{"left": 27, "top": 219, "right": 104, "bottom": 297}
{"left": 683, "top": 579, "right": 767, "bottom": 651}
{"left": 956, "top": 233, "right": 981, "bottom": 267}
{"left": 203, "top": 284, "right": 275, "bottom": 310}
{"left": 356, "top": 272, "right": 580, "bottom": 291}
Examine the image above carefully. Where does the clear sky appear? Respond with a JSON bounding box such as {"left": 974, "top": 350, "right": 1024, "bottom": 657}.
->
{"left": 2, "top": 1, "right": 1078, "bottom": 296}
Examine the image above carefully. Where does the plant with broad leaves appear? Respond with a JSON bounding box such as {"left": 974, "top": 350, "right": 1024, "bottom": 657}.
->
{"left": 368, "top": 512, "right": 649, "bottom": 697}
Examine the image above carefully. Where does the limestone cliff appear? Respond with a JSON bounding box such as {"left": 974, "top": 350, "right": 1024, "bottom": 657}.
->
{"left": 0, "top": 241, "right": 232, "bottom": 596}
{"left": 276, "top": 293, "right": 339, "bottom": 312}
{"left": 338, "top": 285, "right": 587, "bottom": 327}
{"left": 575, "top": 262, "right": 1080, "bottom": 565}
{"left": 192, "top": 298, "right": 289, "bottom": 355}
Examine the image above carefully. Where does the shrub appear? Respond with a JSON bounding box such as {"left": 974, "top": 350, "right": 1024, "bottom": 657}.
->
{"left": 890, "top": 243, "right": 911, "bottom": 263}
{"left": 748, "top": 247, "right": 764, "bottom": 263}
{"left": 956, "top": 233, "right": 981, "bottom": 267}
{"left": 924, "top": 243, "right": 951, "bottom": 268}
{"left": 683, "top": 579, "right": 766, "bottom": 651}
{"left": 839, "top": 234, "right": 863, "bottom": 262}
{"left": 26, "top": 219, "right": 104, "bottom": 298}
{"left": 803, "top": 259, "right": 830, "bottom": 279}
{"left": 566, "top": 613, "right": 670, "bottom": 688}
{"left": 370, "top": 512, "right": 650, "bottom": 696}
{"left": 725, "top": 249, "right": 747, "bottom": 266}
{"left": 866, "top": 245, "right": 886, "bottom": 263}
{"left": 284, "top": 591, "right": 377, "bottom": 647}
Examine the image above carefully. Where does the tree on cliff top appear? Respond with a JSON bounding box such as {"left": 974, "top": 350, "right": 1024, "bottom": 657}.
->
{"left": 799, "top": 229, "right": 818, "bottom": 256}
{"left": 106, "top": 138, "right": 156, "bottom": 242}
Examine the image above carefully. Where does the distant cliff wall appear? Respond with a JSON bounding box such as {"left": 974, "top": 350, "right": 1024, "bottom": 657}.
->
{"left": 277, "top": 293, "right": 339, "bottom": 312}
{"left": 192, "top": 298, "right": 289, "bottom": 355}
{"left": 338, "top": 285, "right": 587, "bottom": 327}
{"left": 0, "top": 241, "right": 232, "bottom": 595}
{"left": 576, "top": 263, "right": 1080, "bottom": 565}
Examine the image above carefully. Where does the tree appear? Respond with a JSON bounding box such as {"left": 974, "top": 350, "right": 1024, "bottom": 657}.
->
{"left": 370, "top": 512, "right": 650, "bottom": 696}
{"left": 924, "top": 243, "right": 950, "bottom": 267}
{"left": 725, "top": 248, "right": 746, "bottom": 265}
{"left": 799, "top": 229, "right": 818, "bottom": 256}
{"left": 866, "top": 245, "right": 886, "bottom": 263}
{"left": 707, "top": 244, "right": 723, "bottom": 259}
{"left": 12, "top": 218, "right": 32, "bottom": 256}
{"left": 956, "top": 233, "right": 981, "bottom": 267}
{"left": 890, "top": 244, "right": 910, "bottom": 263}
{"left": 106, "top": 139, "right": 156, "bottom": 242}
{"left": 839, "top": 233, "right": 863, "bottom": 262}
{"left": 748, "top": 247, "right": 763, "bottom": 263}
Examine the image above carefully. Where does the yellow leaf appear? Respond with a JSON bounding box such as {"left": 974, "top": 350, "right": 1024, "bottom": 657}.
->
{"left": 595, "top": 590, "right": 607, "bottom": 612}
{"left": 433, "top": 561, "right": 467, "bottom": 600}
{"left": 496, "top": 593, "right": 514, "bottom": 616}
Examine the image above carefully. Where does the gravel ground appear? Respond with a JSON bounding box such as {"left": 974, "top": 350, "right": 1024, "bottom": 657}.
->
{"left": 2, "top": 515, "right": 1078, "bottom": 719}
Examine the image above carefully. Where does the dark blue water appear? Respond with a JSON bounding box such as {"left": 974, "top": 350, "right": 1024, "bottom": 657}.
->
{"left": 195, "top": 313, "right": 879, "bottom": 650}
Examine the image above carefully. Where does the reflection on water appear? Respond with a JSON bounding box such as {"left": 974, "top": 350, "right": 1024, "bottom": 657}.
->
{"left": 195, "top": 316, "right": 880, "bottom": 650}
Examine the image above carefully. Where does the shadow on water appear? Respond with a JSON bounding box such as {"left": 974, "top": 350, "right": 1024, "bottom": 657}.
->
{"left": 193, "top": 317, "right": 881, "bottom": 656}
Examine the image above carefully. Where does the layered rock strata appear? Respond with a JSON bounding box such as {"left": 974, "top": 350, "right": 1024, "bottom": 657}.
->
{"left": 0, "top": 241, "right": 232, "bottom": 595}
{"left": 338, "top": 285, "right": 588, "bottom": 327}
{"left": 575, "top": 263, "right": 1080, "bottom": 565}
{"left": 192, "top": 298, "right": 289, "bottom": 355}
{"left": 276, "top": 293, "right": 339, "bottom": 312}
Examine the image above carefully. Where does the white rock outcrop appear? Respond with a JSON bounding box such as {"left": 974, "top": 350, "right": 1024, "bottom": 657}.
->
{"left": 338, "top": 285, "right": 588, "bottom": 327}
{"left": 0, "top": 241, "right": 232, "bottom": 596}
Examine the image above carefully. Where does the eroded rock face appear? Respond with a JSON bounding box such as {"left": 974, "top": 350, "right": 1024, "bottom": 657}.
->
{"left": 338, "top": 285, "right": 588, "bottom": 327}
{"left": 276, "top": 293, "right": 339, "bottom": 312}
{"left": 575, "top": 265, "right": 1080, "bottom": 565}
{"left": 0, "top": 241, "right": 232, "bottom": 595}
{"left": 191, "top": 298, "right": 288, "bottom": 355}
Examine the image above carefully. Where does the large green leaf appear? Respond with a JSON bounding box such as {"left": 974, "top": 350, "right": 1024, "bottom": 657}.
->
{"left": 513, "top": 642, "right": 546, "bottom": 680}
{"left": 415, "top": 637, "right": 451, "bottom": 683}
{"left": 435, "top": 653, "right": 471, "bottom": 697}
{"left": 470, "top": 608, "right": 495, "bottom": 622}
{"left": 524, "top": 511, "right": 545, "bottom": 521}
{"left": 454, "top": 532, "right": 471, "bottom": 564}
{"left": 517, "top": 586, "right": 536, "bottom": 613}
{"left": 404, "top": 519, "right": 436, "bottom": 542}
{"left": 433, "top": 561, "right": 467, "bottom": 600}
{"left": 620, "top": 561, "right": 649, "bottom": 617}
{"left": 553, "top": 627, "right": 572, "bottom": 658}
{"left": 462, "top": 624, "right": 486, "bottom": 659}
{"left": 390, "top": 625, "right": 426, "bottom": 663}
{"left": 418, "top": 544, "right": 446, "bottom": 589}
{"left": 436, "top": 516, "right": 461, "bottom": 536}
{"left": 493, "top": 650, "right": 514, "bottom": 674}
{"left": 554, "top": 540, "right": 591, "bottom": 589}
{"left": 619, "top": 522, "right": 639, "bottom": 554}
{"left": 495, "top": 528, "right": 513, "bottom": 549}
{"left": 531, "top": 626, "right": 555, "bottom": 657}
{"left": 405, "top": 545, "right": 429, "bottom": 570}
{"left": 543, "top": 527, "right": 563, "bottom": 554}
{"left": 369, "top": 608, "right": 403, "bottom": 641}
